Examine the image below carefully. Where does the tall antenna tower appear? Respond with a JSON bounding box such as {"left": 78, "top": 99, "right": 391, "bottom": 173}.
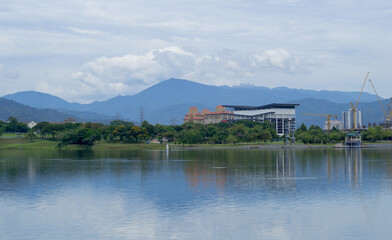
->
{"left": 170, "top": 118, "right": 177, "bottom": 125}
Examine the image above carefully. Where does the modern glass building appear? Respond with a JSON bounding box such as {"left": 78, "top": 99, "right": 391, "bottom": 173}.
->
{"left": 223, "top": 103, "right": 299, "bottom": 136}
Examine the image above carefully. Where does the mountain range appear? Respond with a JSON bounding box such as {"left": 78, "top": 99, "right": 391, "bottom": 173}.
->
{"left": 0, "top": 97, "right": 79, "bottom": 122}
{"left": 2, "top": 78, "right": 390, "bottom": 127}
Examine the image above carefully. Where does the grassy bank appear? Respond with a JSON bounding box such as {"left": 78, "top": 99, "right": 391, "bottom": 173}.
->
{"left": 0, "top": 138, "right": 168, "bottom": 150}
{"left": 0, "top": 138, "right": 291, "bottom": 151}
{"left": 1, "top": 137, "right": 386, "bottom": 151}
{"left": 0, "top": 138, "right": 59, "bottom": 150}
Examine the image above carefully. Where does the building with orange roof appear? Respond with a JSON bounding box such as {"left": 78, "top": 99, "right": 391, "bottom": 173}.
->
{"left": 183, "top": 107, "right": 205, "bottom": 124}
{"left": 204, "top": 106, "right": 234, "bottom": 124}
{"left": 184, "top": 103, "right": 299, "bottom": 137}
{"left": 184, "top": 106, "right": 234, "bottom": 124}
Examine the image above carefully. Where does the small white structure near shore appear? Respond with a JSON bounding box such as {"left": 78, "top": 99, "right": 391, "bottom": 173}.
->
{"left": 27, "top": 121, "right": 37, "bottom": 129}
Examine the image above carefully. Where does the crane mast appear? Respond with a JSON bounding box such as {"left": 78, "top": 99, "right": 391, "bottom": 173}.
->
{"left": 303, "top": 113, "right": 338, "bottom": 131}
{"left": 368, "top": 78, "right": 392, "bottom": 124}
{"left": 351, "top": 72, "right": 369, "bottom": 129}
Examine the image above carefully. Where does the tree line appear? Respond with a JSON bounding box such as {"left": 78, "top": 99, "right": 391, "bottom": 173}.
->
{"left": 3, "top": 116, "right": 392, "bottom": 147}
{"left": 21, "top": 119, "right": 280, "bottom": 147}
{"left": 0, "top": 117, "right": 29, "bottom": 134}
{"left": 295, "top": 124, "right": 392, "bottom": 144}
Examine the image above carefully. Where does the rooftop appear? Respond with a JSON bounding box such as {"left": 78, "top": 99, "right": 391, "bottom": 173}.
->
{"left": 223, "top": 103, "right": 299, "bottom": 110}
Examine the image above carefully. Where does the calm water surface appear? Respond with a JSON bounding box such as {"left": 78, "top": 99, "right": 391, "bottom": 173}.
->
{"left": 1, "top": 147, "right": 392, "bottom": 239}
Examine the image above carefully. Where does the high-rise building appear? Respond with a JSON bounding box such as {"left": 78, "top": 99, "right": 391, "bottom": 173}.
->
{"left": 342, "top": 108, "right": 362, "bottom": 130}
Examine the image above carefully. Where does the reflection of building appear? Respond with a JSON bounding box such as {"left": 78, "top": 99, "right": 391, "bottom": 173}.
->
{"left": 344, "top": 149, "right": 362, "bottom": 187}
{"left": 342, "top": 108, "right": 362, "bottom": 130}
{"left": 183, "top": 105, "right": 234, "bottom": 124}
{"left": 324, "top": 120, "right": 343, "bottom": 131}
{"left": 184, "top": 149, "right": 296, "bottom": 192}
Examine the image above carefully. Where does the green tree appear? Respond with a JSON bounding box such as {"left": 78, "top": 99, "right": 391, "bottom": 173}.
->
{"left": 58, "top": 128, "right": 102, "bottom": 148}
{"left": 112, "top": 125, "right": 127, "bottom": 141}
{"left": 6, "top": 117, "right": 18, "bottom": 132}
{"left": 260, "top": 130, "right": 272, "bottom": 142}
{"left": 228, "top": 124, "right": 248, "bottom": 142}
{"left": 142, "top": 121, "right": 155, "bottom": 138}
{"left": 110, "top": 120, "right": 134, "bottom": 127}
{"left": 42, "top": 124, "right": 64, "bottom": 139}
{"left": 128, "top": 126, "right": 148, "bottom": 142}
{"left": 382, "top": 129, "right": 392, "bottom": 140}
{"left": 363, "top": 126, "right": 383, "bottom": 142}
{"left": 24, "top": 131, "right": 37, "bottom": 142}
{"left": 180, "top": 129, "right": 203, "bottom": 144}
{"left": 33, "top": 121, "right": 50, "bottom": 137}
{"left": 162, "top": 130, "right": 178, "bottom": 142}
{"left": 226, "top": 134, "right": 238, "bottom": 144}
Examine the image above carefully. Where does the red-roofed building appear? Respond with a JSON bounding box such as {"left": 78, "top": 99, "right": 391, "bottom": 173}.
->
{"left": 184, "top": 107, "right": 205, "bottom": 124}
{"left": 184, "top": 106, "right": 234, "bottom": 124}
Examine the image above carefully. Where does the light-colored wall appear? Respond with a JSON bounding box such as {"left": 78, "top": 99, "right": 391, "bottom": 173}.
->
{"left": 234, "top": 108, "right": 295, "bottom": 117}
{"left": 28, "top": 121, "right": 37, "bottom": 129}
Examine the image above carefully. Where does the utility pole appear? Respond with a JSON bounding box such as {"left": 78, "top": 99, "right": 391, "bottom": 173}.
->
{"left": 170, "top": 118, "right": 177, "bottom": 125}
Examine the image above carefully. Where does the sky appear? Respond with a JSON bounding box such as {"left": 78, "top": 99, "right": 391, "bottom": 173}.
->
{"left": 1, "top": 0, "right": 392, "bottom": 103}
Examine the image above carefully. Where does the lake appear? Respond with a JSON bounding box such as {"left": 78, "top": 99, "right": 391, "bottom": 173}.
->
{"left": 1, "top": 147, "right": 392, "bottom": 239}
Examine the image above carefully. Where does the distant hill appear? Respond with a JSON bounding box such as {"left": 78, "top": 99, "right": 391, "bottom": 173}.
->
{"left": 0, "top": 97, "right": 78, "bottom": 122}
{"left": 0, "top": 97, "right": 113, "bottom": 123}
{"left": 2, "top": 78, "right": 388, "bottom": 126}
{"left": 3, "top": 91, "right": 82, "bottom": 110}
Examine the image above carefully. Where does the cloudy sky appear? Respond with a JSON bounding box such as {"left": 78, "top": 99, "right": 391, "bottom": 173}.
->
{"left": 1, "top": 0, "right": 391, "bottom": 103}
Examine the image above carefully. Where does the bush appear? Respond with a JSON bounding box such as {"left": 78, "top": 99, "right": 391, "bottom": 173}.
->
{"left": 58, "top": 128, "right": 102, "bottom": 148}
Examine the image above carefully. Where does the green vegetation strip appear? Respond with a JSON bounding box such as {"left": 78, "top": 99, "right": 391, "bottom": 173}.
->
{"left": 2, "top": 117, "right": 392, "bottom": 151}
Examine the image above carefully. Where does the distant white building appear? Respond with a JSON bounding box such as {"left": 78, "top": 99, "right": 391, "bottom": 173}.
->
{"left": 342, "top": 108, "right": 362, "bottom": 130}
{"left": 324, "top": 120, "right": 343, "bottom": 131}
{"left": 27, "top": 121, "right": 37, "bottom": 129}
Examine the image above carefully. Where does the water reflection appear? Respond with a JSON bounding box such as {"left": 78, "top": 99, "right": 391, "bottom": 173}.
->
{"left": 344, "top": 149, "right": 362, "bottom": 188}
{"left": 181, "top": 149, "right": 298, "bottom": 193}
{"left": 1, "top": 148, "right": 392, "bottom": 239}
{"left": 2, "top": 148, "right": 392, "bottom": 192}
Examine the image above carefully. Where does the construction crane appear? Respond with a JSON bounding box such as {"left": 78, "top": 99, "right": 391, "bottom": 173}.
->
{"left": 303, "top": 113, "right": 338, "bottom": 131}
{"left": 350, "top": 72, "right": 369, "bottom": 129}
{"left": 368, "top": 78, "right": 392, "bottom": 123}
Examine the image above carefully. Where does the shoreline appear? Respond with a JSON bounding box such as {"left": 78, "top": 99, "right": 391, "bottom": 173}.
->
{"left": 2, "top": 138, "right": 392, "bottom": 151}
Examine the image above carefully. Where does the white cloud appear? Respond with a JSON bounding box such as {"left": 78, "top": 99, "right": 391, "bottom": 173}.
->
{"left": 40, "top": 46, "right": 308, "bottom": 101}
{"left": 251, "top": 48, "right": 301, "bottom": 72}
{"left": 67, "top": 27, "right": 104, "bottom": 35}
{"left": 1, "top": 0, "right": 392, "bottom": 100}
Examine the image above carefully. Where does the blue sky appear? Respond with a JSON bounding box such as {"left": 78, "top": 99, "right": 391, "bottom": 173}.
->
{"left": 1, "top": 0, "right": 391, "bottom": 103}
